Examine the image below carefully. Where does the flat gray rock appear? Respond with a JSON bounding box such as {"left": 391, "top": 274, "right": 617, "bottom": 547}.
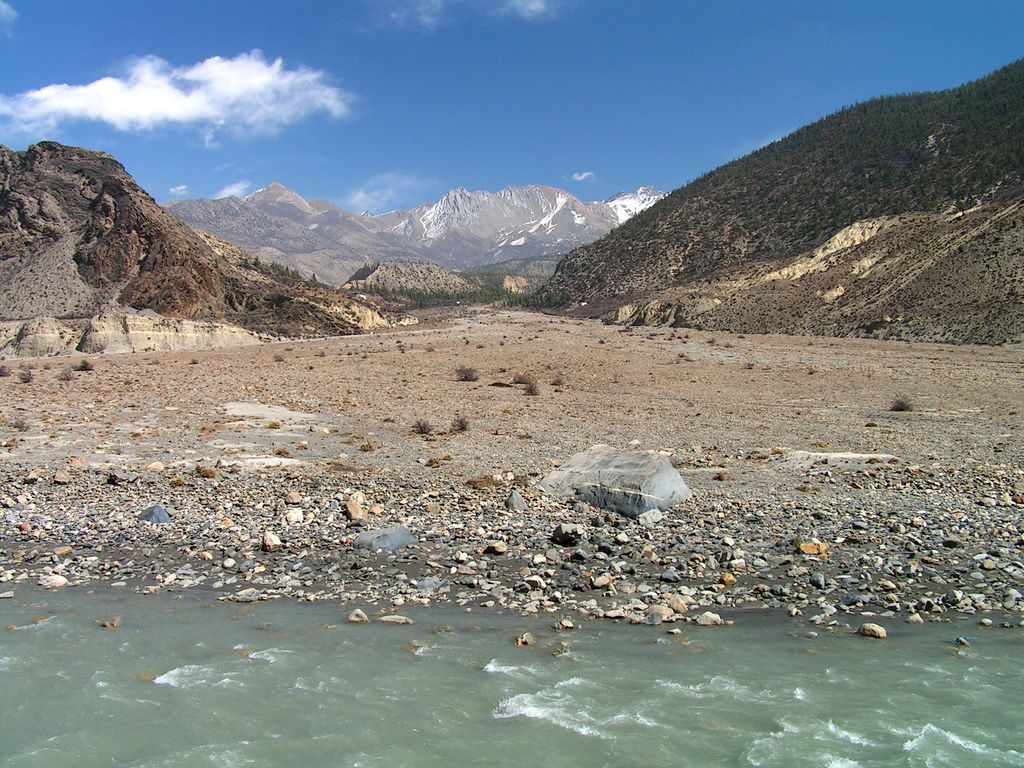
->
{"left": 353, "top": 525, "right": 415, "bottom": 553}
{"left": 541, "top": 444, "right": 692, "bottom": 517}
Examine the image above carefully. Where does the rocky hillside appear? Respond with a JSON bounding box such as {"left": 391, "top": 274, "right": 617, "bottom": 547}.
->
{"left": 344, "top": 261, "right": 474, "bottom": 295}
{"left": 544, "top": 60, "right": 1024, "bottom": 343}
{"left": 168, "top": 182, "right": 664, "bottom": 282}
{"left": 0, "top": 142, "right": 390, "bottom": 341}
{"left": 342, "top": 260, "right": 544, "bottom": 307}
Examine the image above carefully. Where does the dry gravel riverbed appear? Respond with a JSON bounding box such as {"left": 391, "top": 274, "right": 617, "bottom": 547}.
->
{"left": 1, "top": 308, "right": 1022, "bottom": 630}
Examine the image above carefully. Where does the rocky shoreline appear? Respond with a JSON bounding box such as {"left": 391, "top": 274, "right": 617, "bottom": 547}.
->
{"left": 3, "top": 453, "right": 1022, "bottom": 632}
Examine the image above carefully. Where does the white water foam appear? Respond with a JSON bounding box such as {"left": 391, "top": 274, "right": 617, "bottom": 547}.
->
{"left": 250, "top": 648, "right": 292, "bottom": 663}
{"left": 902, "top": 723, "right": 1024, "bottom": 764}
{"left": 827, "top": 721, "right": 876, "bottom": 747}
{"left": 153, "top": 663, "right": 239, "bottom": 689}
{"left": 483, "top": 659, "right": 537, "bottom": 678}
{"left": 657, "top": 675, "right": 775, "bottom": 703}
{"left": 492, "top": 691, "right": 611, "bottom": 739}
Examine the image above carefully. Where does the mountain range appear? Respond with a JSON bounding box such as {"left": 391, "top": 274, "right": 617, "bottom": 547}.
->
{"left": 543, "top": 59, "right": 1024, "bottom": 344}
{"left": 167, "top": 183, "right": 664, "bottom": 285}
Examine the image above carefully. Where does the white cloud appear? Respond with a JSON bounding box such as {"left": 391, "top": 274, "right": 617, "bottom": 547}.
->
{"left": 570, "top": 170, "right": 595, "bottom": 182}
{"left": 0, "top": 50, "right": 353, "bottom": 138}
{"left": 169, "top": 184, "right": 189, "bottom": 197}
{"left": 0, "top": 1, "right": 16, "bottom": 25}
{"left": 214, "top": 180, "right": 251, "bottom": 199}
{"left": 381, "top": 0, "right": 561, "bottom": 28}
{"left": 502, "top": 0, "right": 553, "bottom": 20}
{"left": 388, "top": 0, "right": 445, "bottom": 29}
{"left": 344, "top": 172, "right": 434, "bottom": 213}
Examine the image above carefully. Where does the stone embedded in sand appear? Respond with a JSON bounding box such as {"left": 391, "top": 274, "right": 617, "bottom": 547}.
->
{"left": 795, "top": 538, "right": 830, "bottom": 557}
{"left": 262, "top": 531, "right": 282, "bottom": 552}
{"left": 540, "top": 444, "right": 692, "bottom": 517}
{"left": 145, "top": 461, "right": 165, "bottom": 473}
{"left": 54, "top": 545, "right": 73, "bottom": 559}
{"left": 353, "top": 526, "right": 415, "bottom": 553}
{"left": 52, "top": 469, "right": 71, "bottom": 485}
{"left": 139, "top": 505, "right": 171, "bottom": 524}
{"left": 858, "top": 622, "right": 887, "bottom": 639}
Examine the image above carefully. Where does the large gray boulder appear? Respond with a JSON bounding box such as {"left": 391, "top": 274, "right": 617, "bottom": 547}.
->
{"left": 353, "top": 525, "right": 415, "bottom": 553}
{"left": 540, "top": 444, "right": 692, "bottom": 517}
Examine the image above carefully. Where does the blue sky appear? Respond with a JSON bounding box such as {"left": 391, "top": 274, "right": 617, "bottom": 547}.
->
{"left": 1, "top": 1, "right": 1022, "bottom": 211}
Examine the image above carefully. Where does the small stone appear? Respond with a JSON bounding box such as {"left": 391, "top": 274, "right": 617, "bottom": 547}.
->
{"left": 347, "top": 609, "right": 370, "bottom": 624}
{"left": 346, "top": 493, "right": 367, "bottom": 521}
{"left": 659, "top": 568, "right": 682, "bottom": 583}
{"left": 285, "top": 509, "right": 304, "bottom": 524}
{"left": 795, "top": 538, "right": 829, "bottom": 557}
{"left": 638, "top": 509, "right": 663, "bottom": 528}
{"left": 906, "top": 613, "right": 924, "bottom": 624}
{"left": 145, "top": 461, "right": 165, "bottom": 473}
{"left": 39, "top": 574, "right": 68, "bottom": 589}
{"left": 666, "top": 594, "right": 689, "bottom": 613}
{"left": 285, "top": 491, "right": 303, "bottom": 505}
{"left": 139, "top": 505, "right": 171, "bottom": 524}
{"left": 979, "top": 618, "right": 993, "bottom": 628}
{"left": 505, "top": 489, "right": 528, "bottom": 511}
{"left": 52, "top": 469, "right": 71, "bottom": 485}
{"left": 645, "top": 604, "right": 673, "bottom": 625}
{"left": 96, "top": 616, "right": 123, "bottom": 629}
{"left": 262, "top": 531, "right": 282, "bottom": 552}
{"left": 54, "top": 545, "right": 73, "bottom": 558}
{"left": 378, "top": 615, "right": 415, "bottom": 625}
{"left": 720, "top": 572, "right": 737, "bottom": 587}
{"left": 695, "top": 611, "right": 723, "bottom": 626}
{"left": 484, "top": 541, "right": 508, "bottom": 555}
{"left": 858, "top": 622, "right": 887, "bottom": 639}
{"left": 591, "top": 573, "right": 613, "bottom": 589}
{"left": 0, "top": 591, "right": 15, "bottom": 599}
{"left": 551, "top": 523, "right": 583, "bottom": 546}
{"left": 222, "top": 558, "right": 237, "bottom": 569}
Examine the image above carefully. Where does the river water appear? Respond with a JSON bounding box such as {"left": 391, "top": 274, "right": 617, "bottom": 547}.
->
{"left": 1, "top": 591, "right": 1021, "bottom": 767}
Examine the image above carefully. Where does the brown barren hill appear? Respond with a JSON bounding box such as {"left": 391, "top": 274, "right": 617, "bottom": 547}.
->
{"left": 0, "top": 142, "right": 388, "bottom": 337}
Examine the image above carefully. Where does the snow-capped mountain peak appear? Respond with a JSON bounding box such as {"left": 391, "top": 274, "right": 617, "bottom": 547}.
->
{"left": 601, "top": 186, "right": 666, "bottom": 225}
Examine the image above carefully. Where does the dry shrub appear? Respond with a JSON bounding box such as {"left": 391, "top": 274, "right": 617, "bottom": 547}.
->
{"left": 455, "top": 366, "right": 479, "bottom": 382}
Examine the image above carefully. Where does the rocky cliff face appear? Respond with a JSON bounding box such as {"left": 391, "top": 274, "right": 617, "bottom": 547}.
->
{"left": 0, "top": 142, "right": 392, "bottom": 342}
